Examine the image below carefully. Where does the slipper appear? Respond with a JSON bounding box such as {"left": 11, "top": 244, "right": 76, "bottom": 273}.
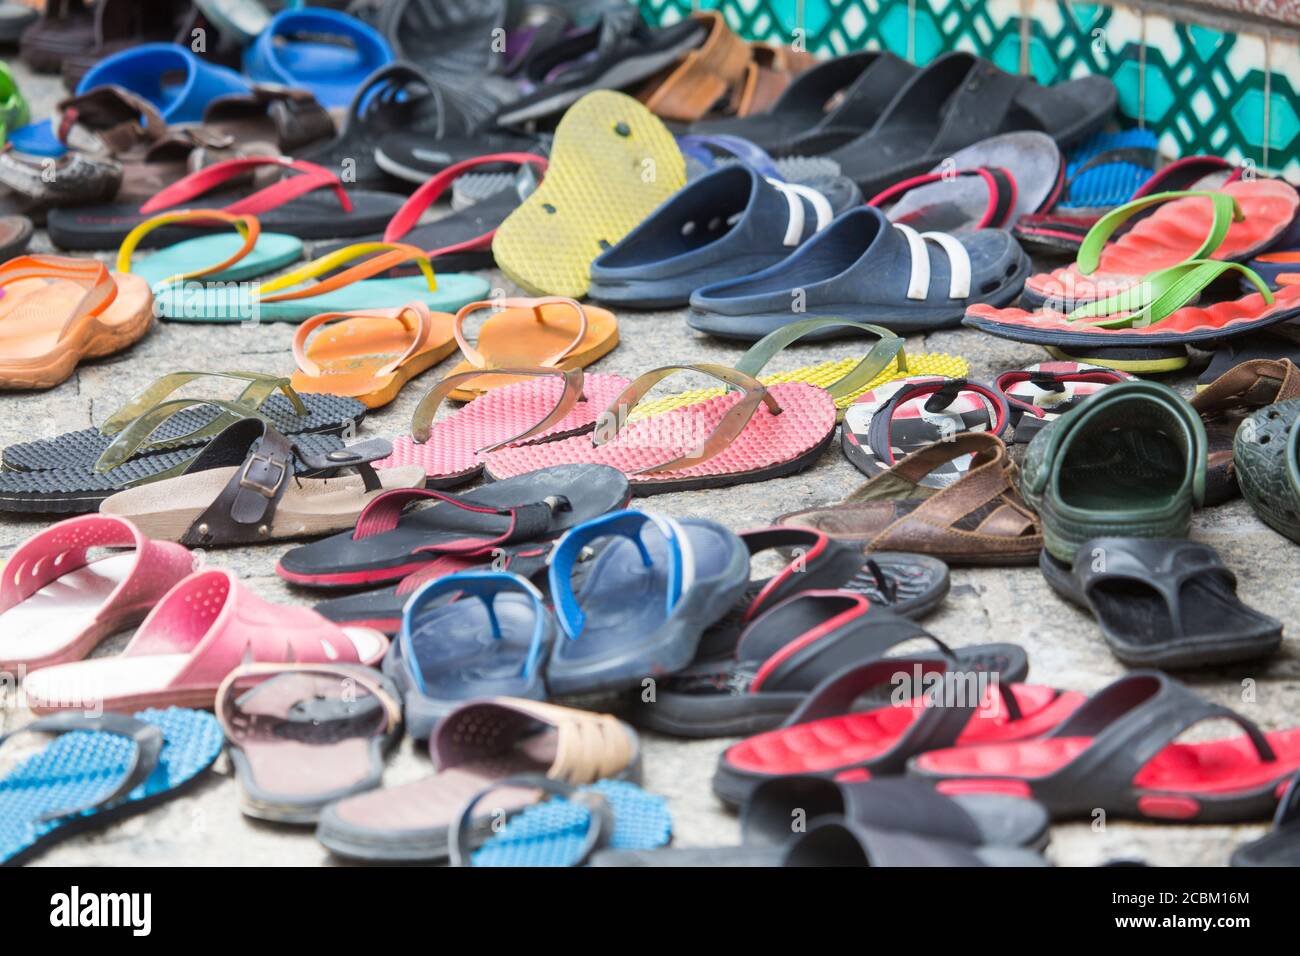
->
{"left": 276, "top": 463, "right": 631, "bottom": 589}
{"left": 0, "top": 254, "right": 153, "bottom": 391}
{"left": 870, "top": 131, "right": 1064, "bottom": 233}
{"left": 47, "top": 157, "right": 407, "bottom": 251}
{"left": 316, "top": 697, "right": 640, "bottom": 862}
{"left": 483, "top": 365, "right": 838, "bottom": 495}
{"left": 1020, "top": 381, "right": 1207, "bottom": 562}
{"left": 492, "top": 91, "right": 686, "bottom": 299}
{"left": 910, "top": 672, "right": 1300, "bottom": 822}
{"left": 2, "top": 370, "right": 366, "bottom": 474}
{"left": 62, "top": 0, "right": 195, "bottom": 90}
{"left": 995, "top": 361, "right": 1135, "bottom": 443}
{"left": 99, "top": 419, "right": 426, "bottom": 547}
{"left": 439, "top": 297, "right": 620, "bottom": 402}
{"left": 1232, "top": 772, "right": 1300, "bottom": 866}
{"left": 776, "top": 432, "right": 1043, "bottom": 565}
{"left": 288, "top": 302, "right": 457, "bottom": 409}
{"left": 373, "top": 367, "right": 632, "bottom": 487}
{"left": 22, "top": 569, "right": 389, "bottom": 714}
{"left": 587, "top": 164, "right": 855, "bottom": 309}
{"left": 840, "top": 377, "right": 1011, "bottom": 486}
{"left": 217, "top": 663, "right": 403, "bottom": 824}
{"left": 628, "top": 594, "right": 1027, "bottom": 738}
{"left": 243, "top": 8, "right": 393, "bottom": 109}
{"left": 0, "top": 515, "right": 192, "bottom": 674}
{"left": 593, "top": 776, "right": 1050, "bottom": 866}
{"left": 0, "top": 215, "right": 33, "bottom": 261}
{"left": 19, "top": 0, "right": 95, "bottom": 76}
{"left": 687, "top": 205, "right": 1030, "bottom": 340}
{"left": 1234, "top": 397, "right": 1300, "bottom": 544}
{"left": 454, "top": 778, "right": 671, "bottom": 867}
{"left": 712, "top": 653, "right": 1083, "bottom": 808}
{"left": 0, "top": 708, "right": 222, "bottom": 866}
{"left": 1039, "top": 537, "right": 1282, "bottom": 669}
{"left": 1057, "top": 129, "right": 1161, "bottom": 211}
{"left": 153, "top": 242, "right": 490, "bottom": 324}
{"left": 780, "top": 816, "right": 1049, "bottom": 867}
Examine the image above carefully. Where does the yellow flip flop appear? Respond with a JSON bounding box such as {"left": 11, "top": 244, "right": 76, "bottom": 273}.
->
{"left": 491, "top": 90, "right": 686, "bottom": 298}
{"left": 441, "top": 296, "right": 620, "bottom": 402}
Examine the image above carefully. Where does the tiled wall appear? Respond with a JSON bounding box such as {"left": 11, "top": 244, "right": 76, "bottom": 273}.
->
{"left": 637, "top": 0, "right": 1300, "bottom": 180}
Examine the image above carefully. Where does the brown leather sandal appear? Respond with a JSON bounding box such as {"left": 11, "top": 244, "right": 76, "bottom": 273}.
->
{"left": 1190, "top": 357, "right": 1300, "bottom": 505}
{"left": 776, "top": 432, "right": 1042, "bottom": 564}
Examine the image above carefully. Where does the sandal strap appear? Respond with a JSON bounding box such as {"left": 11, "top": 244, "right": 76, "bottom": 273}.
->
{"left": 139, "top": 157, "right": 352, "bottom": 216}
{"left": 995, "top": 364, "right": 1132, "bottom": 422}
{"left": 116, "top": 209, "right": 261, "bottom": 282}
{"left": 257, "top": 241, "right": 435, "bottom": 304}
{"left": 452, "top": 296, "right": 588, "bottom": 370}
{"left": 99, "top": 371, "right": 306, "bottom": 438}
{"left": 292, "top": 302, "right": 435, "bottom": 379}
{"left": 735, "top": 318, "right": 907, "bottom": 402}
{"left": 893, "top": 223, "right": 972, "bottom": 299}
{"left": 770, "top": 179, "right": 834, "bottom": 245}
{"left": 215, "top": 663, "right": 402, "bottom": 744}
{"left": 448, "top": 774, "right": 615, "bottom": 867}
{"left": 351, "top": 486, "right": 570, "bottom": 553}
{"left": 382, "top": 152, "right": 548, "bottom": 245}
{"left": 676, "top": 133, "right": 782, "bottom": 180}
{"left": 869, "top": 167, "right": 1018, "bottom": 230}
{"left": 1067, "top": 259, "right": 1273, "bottom": 329}
{"left": 410, "top": 365, "right": 586, "bottom": 448}
{"left": 1076, "top": 190, "right": 1243, "bottom": 276}
{"left": 737, "top": 527, "right": 860, "bottom": 622}
{"left": 1066, "top": 146, "right": 1160, "bottom": 190}
{"left": 864, "top": 378, "right": 1010, "bottom": 466}
{"left": 1191, "top": 358, "right": 1300, "bottom": 415}
{"left": 0, "top": 254, "right": 117, "bottom": 344}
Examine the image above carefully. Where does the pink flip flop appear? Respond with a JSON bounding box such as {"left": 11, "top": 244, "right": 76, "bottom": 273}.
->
{"left": 483, "top": 364, "right": 837, "bottom": 494}
{"left": 0, "top": 515, "right": 193, "bottom": 674}
{"left": 22, "top": 569, "right": 388, "bottom": 714}
{"left": 374, "top": 367, "right": 631, "bottom": 486}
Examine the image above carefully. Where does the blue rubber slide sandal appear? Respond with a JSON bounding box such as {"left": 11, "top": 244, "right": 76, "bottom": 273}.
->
{"left": 8, "top": 43, "right": 250, "bottom": 158}
{"left": 588, "top": 164, "right": 860, "bottom": 310}
{"left": 244, "top": 9, "right": 393, "bottom": 109}
{"left": 1058, "top": 128, "right": 1160, "bottom": 211}
{"left": 687, "top": 205, "right": 1031, "bottom": 340}
{"left": 451, "top": 777, "right": 672, "bottom": 867}
{"left": 0, "top": 708, "right": 222, "bottom": 866}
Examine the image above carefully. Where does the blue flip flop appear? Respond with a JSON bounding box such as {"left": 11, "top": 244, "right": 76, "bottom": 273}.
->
{"left": 1058, "top": 128, "right": 1160, "bottom": 211}
{"left": 244, "top": 9, "right": 393, "bottom": 109}
{"left": 0, "top": 708, "right": 222, "bottom": 866}
{"left": 589, "top": 164, "right": 861, "bottom": 310}
{"left": 687, "top": 205, "right": 1031, "bottom": 340}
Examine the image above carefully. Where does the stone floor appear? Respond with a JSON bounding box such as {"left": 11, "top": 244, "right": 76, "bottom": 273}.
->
{"left": 1, "top": 57, "right": 1297, "bottom": 867}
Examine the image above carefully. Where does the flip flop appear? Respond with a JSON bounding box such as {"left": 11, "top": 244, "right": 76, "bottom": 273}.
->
{"left": 22, "top": 569, "right": 389, "bottom": 714}
{"left": 275, "top": 464, "right": 631, "bottom": 589}
{"left": 217, "top": 663, "right": 403, "bottom": 824}
{"left": 99, "top": 419, "right": 426, "bottom": 547}
{"left": 910, "top": 672, "right": 1300, "bottom": 822}
{"left": 628, "top": 595, "right": 1027, "bottom": 738}
{"left": 243, "top": 8, "right": 393, "bottom": 109}
{"left": 0, "top": 255, "right": 153, "bottom": 391}
{"left": 592, "top": 776, "right": 1050, "bottom": 866}
{"left": 483, "top": 365, "right": 838, "bottom": 495}
{"left": 1041, "top": 537, "right": 1283, "bottom": 669}
{"left": 1232, "top": 772, "right": 1300, "bottom": 866}
{"left": 0, "top": 708, "right": 222, "bottom": 866}
{"left": 315, "top": 697, "right": 640, "bottom": 863}
{"left": 687, "top": 205, "right": 1031, "bottom": 340}
{"left": 995, "top": 361, "right": 1135, "bottom": 443}
{"left": 713, "top": 654, "right": 1083, "bottom": 808}
{"left": 438, "top": 297, "right": 620, "bottom": 402}
{"left": 1234, "top": 397, "right": 1300, "bottom": 544}
{"left": 780, "top": 817, "right": 1048, "bottom": 867}
{"left": 492, "top": 91, "right": 686, "bottom": 298}
{"left": 0, "top": 515, "right": 193, "bottom": 674}
{"left": 288, "top": 303, "right": 457, "bottom": 409}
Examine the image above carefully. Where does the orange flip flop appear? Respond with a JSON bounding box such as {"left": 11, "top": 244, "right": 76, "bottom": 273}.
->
{"left": 289, "top": 302, "right": 456, "bottom": 409}
{"left": 442, "top": 296, "right": 619, "bottom": 402}
{"left": 0, "top": 255, "right": 153, "bottom": 391}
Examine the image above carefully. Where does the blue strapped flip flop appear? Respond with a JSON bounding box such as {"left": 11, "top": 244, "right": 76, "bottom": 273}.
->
{"left": 244, "top": 9, "right": 394, "bottom": 109}
{"left": 0, "top": 708, "right": 222, "bottom": 866}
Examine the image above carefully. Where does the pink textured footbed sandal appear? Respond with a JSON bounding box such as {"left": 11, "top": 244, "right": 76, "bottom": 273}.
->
{"left": 0, "top": 514, "right": 193, "bottom": 673}
{"left": 22, "top": 569, "right": 388, "bottom": 714}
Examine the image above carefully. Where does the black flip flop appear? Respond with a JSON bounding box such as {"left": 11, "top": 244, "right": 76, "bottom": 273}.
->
{"left": 1232, "top": 772, "right": 1300, "bottom": 866}
{"left": 1040, "top": 538, "right": 1282, "bottom": 669}
{"left": 276, "top": 464, "right": 631, "bottom": 589}
{"left": 628, "top": 596, "right": 1027, "bottom": 738}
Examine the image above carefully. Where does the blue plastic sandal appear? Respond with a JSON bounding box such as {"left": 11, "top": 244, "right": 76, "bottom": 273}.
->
{"left": 244, "top": 9, "right": 393, "bottom": 109}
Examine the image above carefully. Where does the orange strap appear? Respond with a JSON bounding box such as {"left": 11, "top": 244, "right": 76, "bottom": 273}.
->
{"left": 292, "top": 302, "right": 435, "bottom": 379}
{"left": 452, "top": 296, "right": 589, "bottom": 369}
{"left": 258, "top": 242, "right": 435, "bottom": 304}
{"left": 116, "top": 209, "right": 262, "bottom": 283}
{"left": 0, "top": 255, "right": 118, "bottom": 344}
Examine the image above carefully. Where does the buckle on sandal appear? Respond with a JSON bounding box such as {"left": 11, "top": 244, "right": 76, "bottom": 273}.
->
{"left": 238, "top": 454, "right": 287, "bottom": 497}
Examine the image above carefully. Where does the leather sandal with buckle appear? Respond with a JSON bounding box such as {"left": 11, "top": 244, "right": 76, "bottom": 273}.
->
{"left": 99, "top": 418, "right": 427, "bottom": 546}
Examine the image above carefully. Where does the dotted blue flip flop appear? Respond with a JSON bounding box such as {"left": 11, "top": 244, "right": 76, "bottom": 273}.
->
{"left": 0, "top": 707, "right": 222, "bottom": 866}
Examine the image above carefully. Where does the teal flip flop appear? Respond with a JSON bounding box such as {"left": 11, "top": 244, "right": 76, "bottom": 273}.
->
{"left": 131, "top": 233, "right": 305, "bottom": 289}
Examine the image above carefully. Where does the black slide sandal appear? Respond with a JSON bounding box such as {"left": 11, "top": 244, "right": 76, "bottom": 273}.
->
{"left": 781, "top": 817, "right": 1048, "bottom": 867}
{"left": 1040, "top": 538, "right": 1282, "bottom": 669}
{"left": 1232, "top": 772, "right": 1300, "bottom": 866}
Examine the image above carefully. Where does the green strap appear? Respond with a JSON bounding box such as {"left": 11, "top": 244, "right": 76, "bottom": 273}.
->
{"left": 734, "top": 318, "right": 906, "bottom": 401}
{"left": 93, "top": 398, "right": 275, "bottom": 474}
{"left": 1067, "top": 260, "right": 1273, "bottom": 329}
{"left": 1076, "top": 190, "right": 1243, "bottom": 277}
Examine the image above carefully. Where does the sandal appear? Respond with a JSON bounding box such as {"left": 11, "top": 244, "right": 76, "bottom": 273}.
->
{"left": 217, "top": 663, "right": 402, "bottom": 824}
{"left": 713, "top": 653, "right": 1082, "bottom": 807}
{"left": 0, "top": 254, "right": 153, "bottom": 391}
{"left": 242, "top": 8, "right": 393, "bottom": 109}
{"left": 98, "top": 418, "right": 425, "bottom": 546}
{"left": 778, "top": 432, "right": 1042, "bottom": 565}
{"left": 22, "top": 569, "right": 389, "bottom": 714}
{"left": 1234, "top": 397, "right": 1300, "bottom": 544}
{"left": 910, "top": 672, "right": 1300, "bottom": 822}
{"left": 1040, "top": 537, "right": 1282, "bottom": 668}
{"left": 1232, "top": 772, "right": 1300, "bottom": 866}
{"left": 995, "top": 360, "right": 1134, "bottom": 443}
{"left": 288, "top": 302, "right": 457, "bottom": 409}
{"left": 780, "top": 817, "right": 1048, "bottom": 867}
{"left": 0, "top": 216, "right": 32, "bottom": 261}
{"left": 0, "top": 514, "right": 192, "bottom": 673}
{"left": 628, "top": 594, "right": 1027, "bottom": 738}
{"left": 315, "top": 697, "right": 640, "bottom": 863}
